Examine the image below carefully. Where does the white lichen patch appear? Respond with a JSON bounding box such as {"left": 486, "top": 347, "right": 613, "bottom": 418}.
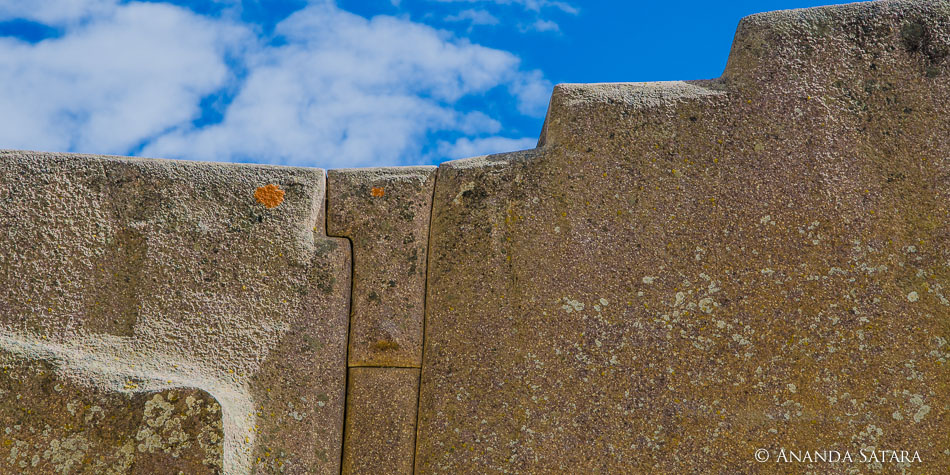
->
{"left": 131, "top": 392, "right": 224, "bottom": 470}
{"left": 928, "top": 282, "right": 950, "bottom": 306}
{"left": 136, "top": 393, "right": 190, "bottom": 456}
{"left": 84, "top": 405, "right": 103, "bottom": 424}
{"left": 914, "top": 404, "right": 930, "bottom": 422}
{"left": 907, "top": 291, "right": 919, "bottom": 302}
{"left": 694, "top": 246, "right": 706, "bottom": 261}
{"left": 852, "top": 423, "right": 883, "bottom": 448}
{"left": 930, "top": 337, "right": 949, "bottom": 364}
{"left": 908, "top": 394, "right": 931, "bottom": 423}
{"left": 0, "top": 332, "right": 244, "bottom": 474}
{"left": 801, "top": 220, "right": 823, "bottom": 245}
{"left": 561, "top": 298, "right": 584, "bottom": 313}
{"left": 42, "top": 433, "right": 90, "bottom": 474}
{"left": 452, "top": 182, "right": 475, "bottom": 205}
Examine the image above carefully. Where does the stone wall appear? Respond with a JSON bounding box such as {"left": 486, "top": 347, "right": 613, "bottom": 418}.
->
{"left": 0, "top": 0, "right": 947, "bottom": 473}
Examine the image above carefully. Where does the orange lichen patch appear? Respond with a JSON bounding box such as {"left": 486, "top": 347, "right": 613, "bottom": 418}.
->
{"left": 255, "top": 184, "right": 285, "bottom": 209}
{"left": 370, "top": 187, "right": 385, "bottom": 197}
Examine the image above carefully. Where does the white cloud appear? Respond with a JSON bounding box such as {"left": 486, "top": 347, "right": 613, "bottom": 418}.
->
{"left": 0, "top": 0, "right": 552, "bottom": 167}
{"left": 458, "top": 111, "right": 502, "bottom": 134}
{"left": 508, "top": 69, "right": 552, "bottom": 116}
{"left": 445, "top": 9, "right": 500, "bottom": 27}
{"left": 433, "top": 0, "right": 576, "bottom": 35}
{"left": 0, "top": 0, "right": 119, "bottom": 25}
{"left": 0, "top": 2, "right": 248, "bottom": 154}
{"left": 523, "top": 18, "right": 559, "bottom": 33}
{"left": 437, "top": 136, "right": 536, "bottom": 160}
{"left": 144, "top": 2, "right": 550, "bottom": 167}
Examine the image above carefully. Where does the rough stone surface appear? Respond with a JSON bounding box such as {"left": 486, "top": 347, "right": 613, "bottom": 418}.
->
{"left": 0, "top": 348, "right": 224, "bottom": 474}
{"left": 0, "top": 151, "right": 351, "bottom": 474}
{"left": 327, "top": 167, "right": 437, "bottom": 367}
{"left": 2, "top": 1, "right": 950, "bottom": 473}
{"left": 416, "top": 1, "right": 950, "bottom": 473}
{"left": 341, "top": 367, "right": 419, "bottom": 475}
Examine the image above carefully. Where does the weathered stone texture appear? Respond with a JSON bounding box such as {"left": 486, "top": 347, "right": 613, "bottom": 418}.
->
{"left": 0, "top": 151, "right": 351, "bottom": 474}
{"left": 416, "top": 1, "right": 950, "bottom": 473}
{"left": 341, "top": 367, "right": 419, "bottom": 474}
{"left": 327, "top": 167, "right": 437, "bottom": 367}
{"left": 2, "top": 1, "right": 950, "bottom": 473}
{"left": 0, "top": 348, "right": 224, "bottom": 474}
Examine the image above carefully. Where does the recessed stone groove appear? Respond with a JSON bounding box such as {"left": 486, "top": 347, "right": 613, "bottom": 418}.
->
{"left": 327, "top": 167, "right": 437, "bottom": 474}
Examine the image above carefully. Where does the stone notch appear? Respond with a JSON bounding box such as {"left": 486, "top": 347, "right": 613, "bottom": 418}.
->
{"left": 327, "top": 166, "right": 437, "bottom": 367}
{"left": 416, "top": 1, "right": 950, "bottom": 473}
{"left": 341, "top": 367, "right": 419, "bottom": 474}
{"left": 0, "top": 150, "right": 351, "bottom": 474}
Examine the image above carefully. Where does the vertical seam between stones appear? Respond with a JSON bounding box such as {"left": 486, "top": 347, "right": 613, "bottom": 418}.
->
{"left": 410, "top": 166, "right": 439, "bottom": 475}
{"left": 326, "top": 171, "right": 357, "bottom": 475}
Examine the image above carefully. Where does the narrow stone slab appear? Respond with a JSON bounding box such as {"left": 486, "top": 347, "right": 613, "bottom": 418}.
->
{"left": 0, "top": 151, "right": 351, "bottom": 474}
{"left": 327, "top": 167, "right": 437, "bottom": 367}
{"left": 342, "top": 367, "right": 419, "bottom": 475}
{"left": 416, "top": 1, "right": 950, "bottom": 473}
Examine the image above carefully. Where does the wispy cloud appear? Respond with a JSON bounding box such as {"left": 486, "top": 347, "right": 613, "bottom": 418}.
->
{"left": 0, "top": 0, "right": 550, "bottom": 167}
{"left": 431, "top": 0, "right": 577, "bottom": 35}
{"left": 0, "top": 0, "right": 118, "bottom": 25}
{"left": 433, "top": 0, "right": 577, "bottom": 15}
{"left": 521, "top": 18, "right": 559, "bottom": 33}
{"left": 445, "top": 9, "right": 500, "bottom": 27}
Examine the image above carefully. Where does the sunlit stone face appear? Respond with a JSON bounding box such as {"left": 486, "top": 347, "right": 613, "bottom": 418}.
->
{"left": 0, "top": 153, "right": 351, "bottom": 474}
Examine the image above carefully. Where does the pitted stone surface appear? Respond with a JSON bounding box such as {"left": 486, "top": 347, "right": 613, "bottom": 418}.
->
{"left": 2, "top": 1, "right": 949, "bottom": 473}
{"left": 341, "top": 367, "right": 419, "bottom": 475}
{"left": 416, "top": 1, "right": 950, "bottom": 473}
{"left": 0, "top": 151, "right": 351, "bottom": 474}
{"left": 0, "top": 348, "right": 223, "bottom": 474}
{"left": 327, "top": 167, "right": 436, "bottom": 367}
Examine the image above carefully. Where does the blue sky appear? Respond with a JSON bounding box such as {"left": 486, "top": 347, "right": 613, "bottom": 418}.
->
{"left": 0, "top": 0, "right": 837, "bottom": 168}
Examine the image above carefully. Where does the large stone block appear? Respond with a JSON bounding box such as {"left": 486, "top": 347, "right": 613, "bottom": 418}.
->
{"left": 0, "top": 151, "right": 351, "bottom": 474}
{"left": 416, "top": 0, "right": 950, "bottom": 472}
{"left": 327, "top": 167, "right": 437, "bottom": 367}
{"left": 341, "top": 367, "right": 419, "bottom": 474}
